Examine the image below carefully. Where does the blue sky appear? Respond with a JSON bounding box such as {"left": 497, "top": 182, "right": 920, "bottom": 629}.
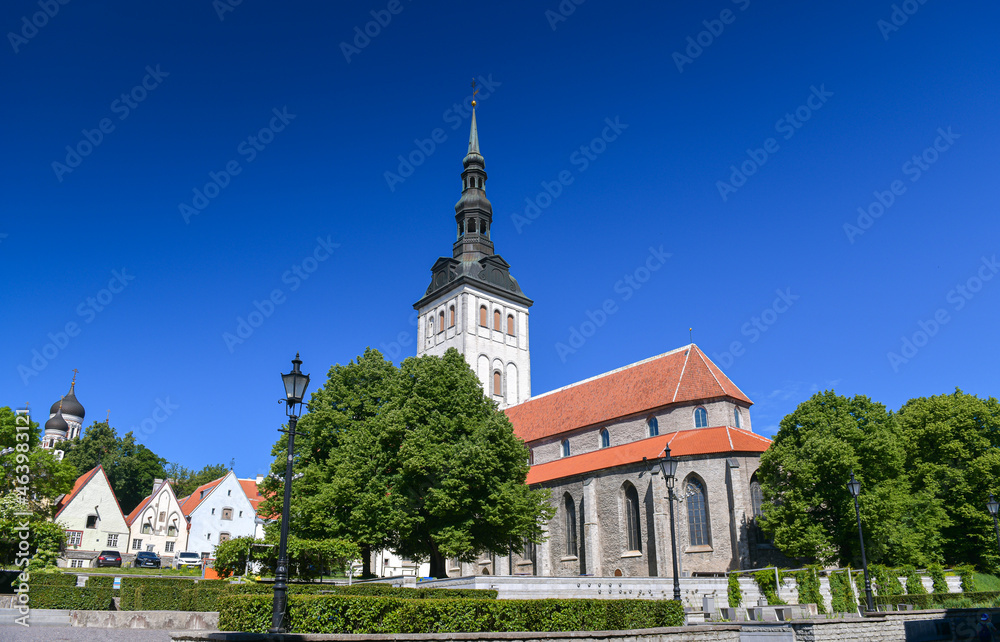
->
{"left": 2, "top": 0, "right": 998, "bottom": 478}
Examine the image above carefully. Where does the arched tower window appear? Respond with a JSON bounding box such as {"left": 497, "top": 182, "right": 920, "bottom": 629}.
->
{"left": 428, "top": 317, "right": 434, "bottom": 336}
{"left": 493, "top": 371, "right": 502, "bottom": 396}
{"left": 564, "top": 494, "right": 578, "bottom": 557}
{"left": 600, "top": 428, "right": 610, "bottom": 449}
{"left": 623, "top": 483, "right": 641, "bottom": 552}
{"left": 449, "top": 305, "right": 456, "bottom": 328}
{"left": 647, "top": 417, "right": 659, "bottom": 437}
{"left": 734, "top": 407, "right": 742, "bottom": 428}
{"left": 438, "top": 311, "right": 445, "bottom": 333}
{"left": 686, "top": 476, "right": 710, "bottom": 546}
{"left": 493, "top": 309, "right": 501, "bottom": 330}
{"left": 479, "top": 306, "right": 488, "bottom": 327}
{"left": 561, "top": 439, "right": 570, "bottom": 458}
{"left": 694, "top": 407, "right": 708, "bottom": 428}
{"left": 507, "top": 314, "right": 515, "bottom": 336}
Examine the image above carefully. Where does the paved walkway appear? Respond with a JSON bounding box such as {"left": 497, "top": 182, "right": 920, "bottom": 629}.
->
{"left": 0, "top": 625, "right": 174, "bottom": 641}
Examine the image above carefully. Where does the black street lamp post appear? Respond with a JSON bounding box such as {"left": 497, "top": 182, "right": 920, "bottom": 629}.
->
{"left": 847, "top": 470, "right": 874, "bottom": 613}
{"left": 270, "top": 353, "right": 310, "bottom": 634}
{"left": 987, "top": 494, "right": 1000, "bottom": 556}
{"left": 656, "top": 442, "right": 682, "bottom": 602}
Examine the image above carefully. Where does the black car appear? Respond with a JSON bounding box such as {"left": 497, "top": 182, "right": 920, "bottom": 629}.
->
{"left": 133, "top": 551, "right": 161, "bottom": 568}
{"left": 95, "top": 550, "right": 122, "bottom": 567}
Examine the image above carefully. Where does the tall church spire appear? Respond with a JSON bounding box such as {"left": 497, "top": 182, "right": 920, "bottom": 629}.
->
{"left": 453, "top": 104, "right": 494, "bottom": 261}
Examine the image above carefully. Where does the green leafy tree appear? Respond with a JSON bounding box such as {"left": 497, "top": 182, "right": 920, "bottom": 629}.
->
{"left": 168, "top": 462, "right": 230, "bottom": 498}
{"left": 61, "top": 422, "right": 167, "bottom": 514}
{"left": 0, "top": 493, "right": 66, "bottom": 570}
{"left": 0, "top": 407, "right": 78, "bottom": 514}
{"left": 757, "top": 391, "right": 946, "bottom": 567}
{"left": 897, "top": 390, "right": 1000, "bottom": 572}
{"left": 263, "top": 347, "right": 553, "bottom": 578}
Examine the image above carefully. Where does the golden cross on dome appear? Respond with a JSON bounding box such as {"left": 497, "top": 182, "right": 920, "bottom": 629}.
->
{"left": 71, "top": 368, "right": 79, "bottom": 384}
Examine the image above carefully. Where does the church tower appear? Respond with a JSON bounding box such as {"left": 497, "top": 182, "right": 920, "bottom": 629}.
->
{"left": 414, "top": 105, "right": 532, "bottom": 407}
{"left": 42, "top": 374, "right": 86, "bottom": 449}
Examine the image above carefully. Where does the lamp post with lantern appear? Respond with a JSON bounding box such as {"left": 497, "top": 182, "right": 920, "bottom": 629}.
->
{"left": 987, "top": 494, "right": 1000, "bottom": 556}
{"left": 656, "top": 442, "right": 682, "bottom": 602}
{"left": 847, "top": 470, "right": 874, "bottom": 613}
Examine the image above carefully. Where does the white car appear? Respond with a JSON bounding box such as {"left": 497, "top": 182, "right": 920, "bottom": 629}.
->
{"left": 175, "top": 551, "right": 203, "bottom": 569}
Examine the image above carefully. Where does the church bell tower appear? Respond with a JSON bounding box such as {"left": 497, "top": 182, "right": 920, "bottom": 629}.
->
{"left": 413, "top": 100, "right": 532, "bottom": 408}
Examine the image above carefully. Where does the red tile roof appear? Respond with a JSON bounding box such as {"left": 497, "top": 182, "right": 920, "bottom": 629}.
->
{"left": 525, "top": 426, "right": 771, "bottom": 485}
{"left": 178, "top": 476, "right": 225, "bottom": 515}
{"left": 238, "top": 478, "right": 263, "bottom": 512}
{"left": 506, "top": 344, "right": 752, "bottom": 443}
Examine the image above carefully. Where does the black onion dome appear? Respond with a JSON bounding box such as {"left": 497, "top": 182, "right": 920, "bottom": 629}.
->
{"left": 45, "top": 412, "right": 69, "bottom": 434}
{"left": 49, "top": 383, "right": 85, "bottom": 419}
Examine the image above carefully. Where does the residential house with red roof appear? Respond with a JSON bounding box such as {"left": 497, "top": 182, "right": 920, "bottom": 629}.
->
{"left": 177, "top": 470, "right": 257, "bottom": 558}
{"left": 125, "top": 478, "right": 188, "bottom": 562}
{"left": 54, "top": 465, "right": 130, "bottom": 568}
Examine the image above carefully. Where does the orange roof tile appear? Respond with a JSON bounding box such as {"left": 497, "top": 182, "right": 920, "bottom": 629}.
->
{"left": 506, "top": 344, "right": 752, "bottom": 443}
{"left": 179, "top": 476, "right": 224, "bottom": 515}
{"left": 525, "top": 426, "right": 771, "bottom": 485}
{"left": 238, "top": 479, "right": 263, "bottom": 512}
{"left": 54, "top": 466, "right": 101, "bottom": 519}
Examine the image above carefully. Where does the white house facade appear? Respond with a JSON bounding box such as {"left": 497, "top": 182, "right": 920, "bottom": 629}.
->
{"left": 54, "top": 466, "right": 130, "bottom": 568}
{"left": 126, "top": 479, "right": 188, "bottom": 562}
{"left": 179, "top": 471, "right": 257, "bottom": 558}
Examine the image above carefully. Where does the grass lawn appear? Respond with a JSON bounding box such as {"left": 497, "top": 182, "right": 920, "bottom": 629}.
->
{"left": 974, "top": 572, "right": 1000, "bottom": 592}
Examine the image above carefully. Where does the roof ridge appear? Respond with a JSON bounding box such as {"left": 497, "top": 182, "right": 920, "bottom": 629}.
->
{"left": 693, "top": 346, "right": 727, "bottom": 395}
{"left": 672, "top": 346, "right": 693, "bottom": 403}
{"left": 696, "top": 345, "right": 753, "bottom": 405}
{"left": 510, "top": 345, "right": 691, "bottom": 407}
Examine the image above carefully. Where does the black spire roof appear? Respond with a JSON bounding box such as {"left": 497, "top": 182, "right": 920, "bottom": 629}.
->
{"left": 49, "top": 381, "right": 85, "bottom": 419}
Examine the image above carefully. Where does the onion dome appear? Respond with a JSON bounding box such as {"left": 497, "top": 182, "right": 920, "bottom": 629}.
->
{"left": 45, "top": 412, "right": 69, "bottom": 436}
{"left": 50, "top": 381, "right": 85, "bottom": 419}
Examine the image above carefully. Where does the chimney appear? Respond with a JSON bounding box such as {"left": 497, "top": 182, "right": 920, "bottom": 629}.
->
{"left": 256, "top": 474, "right": 264, "bottom": 484}
{"left": 153, "top": 478, "right": 163, "bottom": 493}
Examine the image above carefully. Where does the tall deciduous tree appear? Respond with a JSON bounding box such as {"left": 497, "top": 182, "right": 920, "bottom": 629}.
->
{"left": 168, "top": 462, "right": 231, "bottom": 498}
{"left": 756, "top": 391, "right": 946, "bottom": 567}
{"left": 61, "top": 422, "right": 167, "bottom": 514}
{"left": 898, "top": 389, "right": 1000, "bottom": 572}
{"left": 0, "top": 407, "right": 78, "bottom": 514}
{"left": 262, "top": 348, "right": 552, "bottom": 578}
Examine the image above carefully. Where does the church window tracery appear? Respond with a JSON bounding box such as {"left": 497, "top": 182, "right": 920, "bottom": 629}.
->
{"left": 685, "top": 476, "right": 710, "bottom": 546}
{"left": 694, "top": 406, "right": 708, "bottom": 428}
{"left": 647, "top": 417, "right": 659, "bottom": 437}
{"left": 600, "top": 428, "right": 610, "bottom": 448}
{"left": 564, "top": 494, "right": 578, "bottom": 557}
{"left": 623, "top": 483, "right": 641, "bottom": 552}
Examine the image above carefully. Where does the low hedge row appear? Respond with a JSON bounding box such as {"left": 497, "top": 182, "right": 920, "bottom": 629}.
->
{"left": 121, "top": 578, "right": 225, "bottom": 610}
{"left": 217, "top": 594, "right": 685, "bottom": 634}
{"left": 29, "top": 586, "right": 113, "bottom": 610}
{"left": 231, "top": 582, "right": 497, "bottom": 600}
{"left": 27, "top": 572, "right": 78, "bottom": 586}
{"left": 871, "top": 591, "right": 1000, "bottom": 610}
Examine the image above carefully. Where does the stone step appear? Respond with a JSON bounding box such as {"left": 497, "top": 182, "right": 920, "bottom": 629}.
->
{"left": 0, "top": 608, "right": 71, "bottom": 627}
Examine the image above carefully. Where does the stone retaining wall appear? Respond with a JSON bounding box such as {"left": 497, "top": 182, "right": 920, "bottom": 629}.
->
{"left": 71, "top": 609, "right": 218, "bottom": 629}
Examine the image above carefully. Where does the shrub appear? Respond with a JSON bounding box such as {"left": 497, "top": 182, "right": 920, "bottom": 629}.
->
{"left": 121, "top": 578, "right": 226, "bottom": 610}
{"left": 217, "top": 594, "right": 684, "bottom": 634}
{"left": 956, "top": 565, "right": 977, "bottom": 592}
{"left": 751, "top": 569, "right": 785, "bottom": 605}
{"left": 871, "top": 564, "right": 904, "bottom": 596}
{"left": 727, "top": 572, "right": 742, "bottom": 608}
{"left": 927, "top": 564, "right": 948, "bottom": 593}
{"left": 29, "top": 586, "right": 113, "bottom": 610}
{"left": 794, "top": 566, "right": 825, "bottom": 614}
{"left": 872, "top": 590, "right": 1000, "bottom": 610}
{"left": 29, "top": 572, "right": 78, "bottom": 586}
{"left": 902, "top": 566, "right": 927, "bottom": 595}
{"left": 829, "top": 569, "right": 857, "bottom": 613}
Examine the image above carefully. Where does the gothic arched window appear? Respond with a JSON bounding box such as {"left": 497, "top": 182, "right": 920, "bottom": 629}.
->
{"left": 561, "top": 439, "right": 570, "bottom": 458}
{"left": 493, "top": 371, "right": 502, "bottom": 396}
{"left": 686, "top": 476, "right": 710, "bottom": 546}
{"left": 694, "top": 407, "right": 708, "bottom": 428}
{"left": 479, "top": 306, "right": 488, "bottom": 327}
{"left": 564, "top": 494, "right": 577, "bottom": 557}
{"left": 600, "top": 428, "right": 610, "bottom": 449}
{"left": 623, "top": 483, "right": 641, "bottom": 552}
{"left": 750, "top": 475, "right": 763, "bottom": 519}
{"left": 734, "top": 407, "right": 742, "bottom": 428}
{"left": 648, "top": 417, "right": 659, "bottom": 437}
{"left": 494, "top": 309, "right": 502, "bottom": 330}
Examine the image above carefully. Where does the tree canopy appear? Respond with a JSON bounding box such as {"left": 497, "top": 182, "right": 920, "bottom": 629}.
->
{"left": 61, "top": 422, "right": 167, "bottom": 514}
{"left": 261, "top": 347, "right": 553, "bottom": 578}
{"left": 167, "top": 462, "right": 231, "bottom": 498}
{"left": 0, "top": 406, "right": 78, "bottom": 515}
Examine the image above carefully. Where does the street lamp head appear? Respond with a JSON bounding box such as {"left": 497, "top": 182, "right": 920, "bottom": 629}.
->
{"left": 988, "top": 494, "right": 999, "bottom": 517}
{"left": 658, "top": 441, "right": 678, "bottom": 489}
{"left": 281, "top": 353, "right": 310, "bottom": 414}
{"left": 847, "top": 470, "right": 861, "bottom": 499}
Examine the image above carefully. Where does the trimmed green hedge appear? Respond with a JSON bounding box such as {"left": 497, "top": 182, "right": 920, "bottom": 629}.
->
{"left": 121, "top": 578, "right": 225, "bottom": 610}
{"left": 29, "top": 572, "right": 78, "bottom": 586}
{"left": 871, "top": 591, "right": 1000, "bottom": 610}
{"left": 29, "top": 586, "right": 113, "bottom": 610}
{"left": 218, "top": 594, "right": 685, "bottom": 634}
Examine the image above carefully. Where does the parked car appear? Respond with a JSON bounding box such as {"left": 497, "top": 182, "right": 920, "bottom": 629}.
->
{"left": 133, "top": 551, "right": 161, "bottom": 568}
{"left": 175, "top": 551, "right": 202, "bottom": 569}
{"left": 95, "top": 550, "right": 122, "bottom": 567}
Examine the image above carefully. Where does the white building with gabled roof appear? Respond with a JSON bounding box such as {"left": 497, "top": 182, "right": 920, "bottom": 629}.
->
{"left": 125, "top": 478, "right": 188, "bottom": 562}
{"left": 178, "top": 470, "right": 257, "bottom": 558}
{"left": 54, "top": 465, "right": 129, "bottom": 568}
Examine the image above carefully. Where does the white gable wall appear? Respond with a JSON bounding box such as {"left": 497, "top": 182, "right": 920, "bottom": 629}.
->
{"left": 128, "top": 482, "right": 188, "bottom": 558}
{"left": 184, "top": 471, "right": 257, "bottom": 557}
{"left": 58, "top": 469, "right": 129, "bottom": 558}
